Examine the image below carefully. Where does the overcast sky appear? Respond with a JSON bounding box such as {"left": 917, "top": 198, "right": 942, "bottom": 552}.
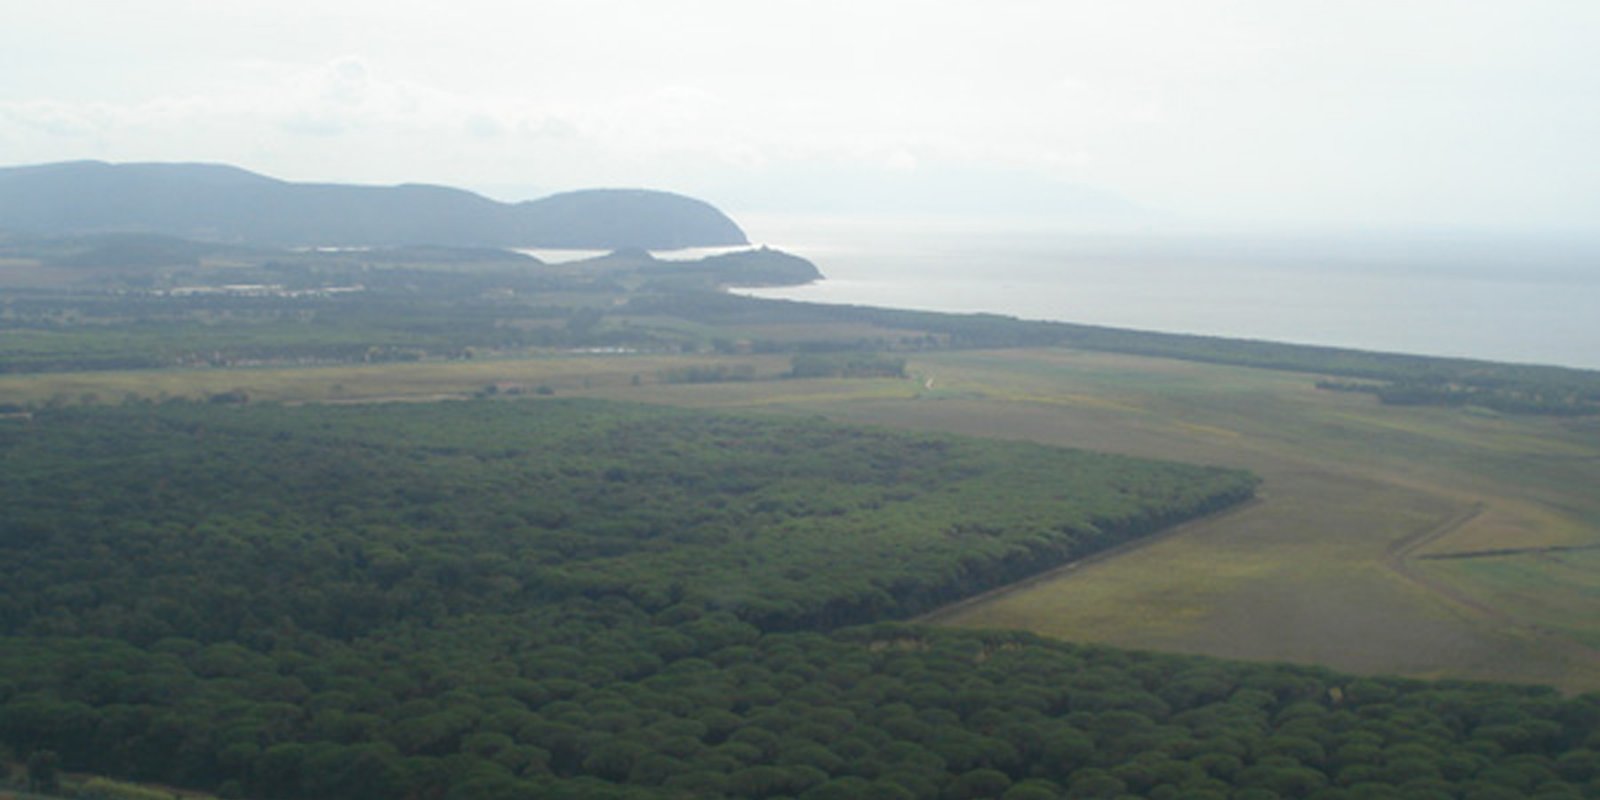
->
{"left": 3, "top": 1, "right": 1597, "bottom": 231}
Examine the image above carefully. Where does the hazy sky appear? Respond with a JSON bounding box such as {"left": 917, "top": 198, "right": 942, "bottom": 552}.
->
{"left": 3, "top": 1, "right": 1597, "bottom": 231}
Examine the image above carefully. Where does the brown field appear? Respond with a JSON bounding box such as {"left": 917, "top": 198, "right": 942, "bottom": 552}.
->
{"left": 0, "top": 258, "right": 75, "bottom": 287}
{"left": 0, "top": 353, "right": 795, "bottom": 406}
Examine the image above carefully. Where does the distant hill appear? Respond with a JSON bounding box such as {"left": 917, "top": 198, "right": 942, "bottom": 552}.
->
{"left": 0, "top": 161, "right": 748, "bottom": 250}
{"left": 575, "top": 245, "right": 824, "bottom": 289}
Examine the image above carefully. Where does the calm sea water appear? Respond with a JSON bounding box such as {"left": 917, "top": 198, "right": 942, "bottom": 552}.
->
{"left": 725, "top": 215, "right": 1600, "bottom": 371}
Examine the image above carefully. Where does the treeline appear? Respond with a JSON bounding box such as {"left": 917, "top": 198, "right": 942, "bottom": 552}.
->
{"left": 1318, "top": 379, "right": 1600, "bottom": 416}
{"left": 655, "top": 354, "right": 905, "bottom": 387}
{"left": 789, "top": 353, "right": 907, "bottom": 380}
{"left": 658, "top": 364, "right": 759, "bottom": 384}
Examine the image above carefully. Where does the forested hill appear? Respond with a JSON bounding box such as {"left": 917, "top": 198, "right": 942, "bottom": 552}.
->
{"left": 0, "top": 161, "right": 749, "bottom": 250}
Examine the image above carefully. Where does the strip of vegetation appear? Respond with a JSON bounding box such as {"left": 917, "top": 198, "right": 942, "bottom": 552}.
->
{"left": 1416, "top": 543, "right": 1600, "bottom": 561}
{"left": 788, "top": 353, "right": 907, "bottom": 380}
{"left": 658, "top": 364, "right": 760, "bottom": 384}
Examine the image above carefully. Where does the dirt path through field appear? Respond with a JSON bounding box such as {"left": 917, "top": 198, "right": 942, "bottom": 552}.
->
{"left": 1384, "top": 503, "right": 1495, "bottom": 617}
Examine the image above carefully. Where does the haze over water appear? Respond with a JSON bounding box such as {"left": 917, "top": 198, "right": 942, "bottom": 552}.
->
{"left": 736, "top": 215, "right": 1600, "bottom": 372}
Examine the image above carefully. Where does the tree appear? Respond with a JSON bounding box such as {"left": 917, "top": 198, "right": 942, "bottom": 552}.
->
{"left": 27, "top": 749, "right": 62, "bottom": 794}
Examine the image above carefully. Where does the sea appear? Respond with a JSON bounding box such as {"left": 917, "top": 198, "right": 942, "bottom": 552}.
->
{"left": 703, "top": 214, "right": 1600, "bottom": 372}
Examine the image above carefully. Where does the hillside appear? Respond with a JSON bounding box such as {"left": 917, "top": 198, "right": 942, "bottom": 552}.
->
{"left": 0, "top": 161, "right": 748, "bottom": 250}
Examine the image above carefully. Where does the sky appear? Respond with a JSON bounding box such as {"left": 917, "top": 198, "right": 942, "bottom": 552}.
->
{"left": 3, "top": 0, "right": 1598, "bottom": 232}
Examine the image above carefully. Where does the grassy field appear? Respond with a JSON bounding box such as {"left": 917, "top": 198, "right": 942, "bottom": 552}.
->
{"left": 6, "top": 346, "right": 1599, "bottom": 690}
{"left": 0, "top": 352, "right": 796, "bottom": 406}
{"left": 885, "top": 352, "right": 1600, "bottom": 691}
{"left": 575, "top": 348, "right": 1600, "bottom": 691}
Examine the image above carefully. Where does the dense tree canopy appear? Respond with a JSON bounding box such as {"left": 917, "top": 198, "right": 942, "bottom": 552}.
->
{"left": 1, "top": 399, "right": 1596, "bottom": 799}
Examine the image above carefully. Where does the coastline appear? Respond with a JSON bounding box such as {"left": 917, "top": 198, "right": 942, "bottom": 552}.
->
{"left": 730, "top": 218, "right": 1600, "bottom": 371}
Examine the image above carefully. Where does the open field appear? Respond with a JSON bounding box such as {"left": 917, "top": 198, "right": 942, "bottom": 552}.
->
{"left": 0, "top": 352, "right": 795, "bottom": 406}
{"left": 5, "top": 346, "right": 1600, "bottom": 690}
{"left": 871, "top": 351, "right": 1600, "bottom": 690}
{"left": 578, "top": 347, "right": 1600, "bottom": 691}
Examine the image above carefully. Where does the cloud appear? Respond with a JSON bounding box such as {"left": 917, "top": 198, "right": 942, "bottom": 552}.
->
{"left": 1, "top": 100, "right": 115, "bottom": 138}
{"left": 269, "top": 56, "right": 414, "bottom": 137}
{"left": 464, "top": 113, "right": 503, "bottom": 139}
{"left": 321, "top": 56, "right": 371, "bottom": 107}
{"left": 2, "top": 56, "right": 560, "bottom": 170}
{"left": 884, "top": 149, "right": 918, "bottom": 172}
{"left": 6, "top": 0, "right": 1600, "bottom": 232}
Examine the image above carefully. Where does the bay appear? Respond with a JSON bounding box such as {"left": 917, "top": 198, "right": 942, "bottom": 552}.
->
{"left": 732, "top": 214, "right": 1600, "bottom": 371}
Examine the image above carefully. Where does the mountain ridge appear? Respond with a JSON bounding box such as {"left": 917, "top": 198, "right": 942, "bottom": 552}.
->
{"left": 0, "top": 160, "right": 749, "bottom": 250}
